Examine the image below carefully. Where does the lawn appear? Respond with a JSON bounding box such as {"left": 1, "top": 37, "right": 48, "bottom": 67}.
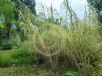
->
{"left": 0, "top": 65, "right": 65, "bottom": 76}
{"left": 0, "top": 65, "right": 50, "bottom": 76}
{"left": 0, "top": 49, "right": 16, "bottom": 61}
{"left": 0, "top": 49, "right": 102, "bottom": 76}
{"left": 0, "top": 48, "right": 36, "bottom": 67}
{"left": 0, "top": 49, "right": 65, "bottom": 76}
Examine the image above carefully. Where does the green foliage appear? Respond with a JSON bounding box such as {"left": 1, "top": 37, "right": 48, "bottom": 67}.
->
{"left": 87, "top": 0, "right": 102, "bottom": 11}
{"left": 0, "top": 23, "right": 5, "bottom": 29}
{"left": 1, "top": 40, "right": 13, "bottom": 50}
{"left": 0, "top": 1, "right": 15, "bottom": 22}
{"left": 11, "top": 35, "right": 21, "bottom": 48}
{"left": 20, "top": 0, "right": 36, "bottom": 14}
{"left": 0, "top": 35, "right": 21, "bottom": 50}
{"left": 11, "top": 48, "right": 35, "bottom": 64}
{"left": 87, "top": 0, "right": 102, "bottom": 24}
{"left": 0, "top": 23, "right": 5, "bottom": 46}
{"left": 0, "top": 0, "right": 101, "bottom": 76}
{"left": 65, "top": 71, "right": 79, "bottom": 76}
{"left": 0, "top": 0, "right": 17, "bottom": 40}
{"left": 0, "top": 29, "right": 3, "bottom": 47}
{"left": 17, "top": 2, "right": 102, "bottom": 75}
{"left": 87, "top": 0, "right": 102, "bottom": 9}
{"left": 0, "top": 48, "right": 41, "bottom": 67}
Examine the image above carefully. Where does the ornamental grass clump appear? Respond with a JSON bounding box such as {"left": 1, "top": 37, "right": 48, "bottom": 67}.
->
{"left": 18, "top": 3, "right": 67, "bottom": 69}
{"left": 18, "top": 1, "right": 102, "bottom": 76}
{"left": 62, "top": 6, "right": 102, "bottom": 76}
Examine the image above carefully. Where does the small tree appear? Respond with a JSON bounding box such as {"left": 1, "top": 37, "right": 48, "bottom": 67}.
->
{"left": 0, "top": 0, "right": 16, "bottom": 40}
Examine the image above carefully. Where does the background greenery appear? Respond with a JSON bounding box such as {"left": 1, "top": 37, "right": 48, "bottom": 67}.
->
{"left": 0, "top": 0, "right": 102, "bottom": 76}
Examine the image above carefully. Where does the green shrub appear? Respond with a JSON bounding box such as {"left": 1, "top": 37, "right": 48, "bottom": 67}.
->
{"left": 11, "top": 49, "right": 33, "bottom": 64}
{"left": 0, "top": 48, "right": 44, "bottom": 67}
{"left": 11, "top": 35, "right": 21, "bottom": 49}
{"left": 1, "top": 40, "right": 13, "bottom": 50}
{"left": 0, "top": 35, "right": 21, "bottom": 50}
{"left": 11, "top": 48, "right": 43, "bottom": 65}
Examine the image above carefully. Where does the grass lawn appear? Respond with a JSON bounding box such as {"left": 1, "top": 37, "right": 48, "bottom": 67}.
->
{"left": 0, "top": 49, "right": 101, "bottom": 76}
{"left": 0, "top": 49, "right": 20, "bottom": 60}
{"left": 0, "top": 49, "right": 16, "bottom": 62}
{"left": 0, "top": 65, "right": 64, "bottom": 76}
{"left": 0, "top": 49, "right": 64, "bottom": 76}
{"left": 0, "top": 48, "right": 22, "bottom": 67}
{"left": 0, "top": 48, "right": 36, "bottom": 66}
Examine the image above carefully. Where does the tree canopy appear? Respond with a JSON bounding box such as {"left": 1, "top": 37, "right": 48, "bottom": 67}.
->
{"left": 87, "top": 0, "right": 102, "bottom": 24}
{"left": 20, "top": 0, "right": 36, "bottom": 14}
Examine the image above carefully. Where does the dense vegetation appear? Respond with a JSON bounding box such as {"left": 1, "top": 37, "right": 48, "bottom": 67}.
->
{"left": 87, "top": 0, "right": 102, "bottom": 24}
{"left": 0, "top": 0, "right": 102, "bottom": 76}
